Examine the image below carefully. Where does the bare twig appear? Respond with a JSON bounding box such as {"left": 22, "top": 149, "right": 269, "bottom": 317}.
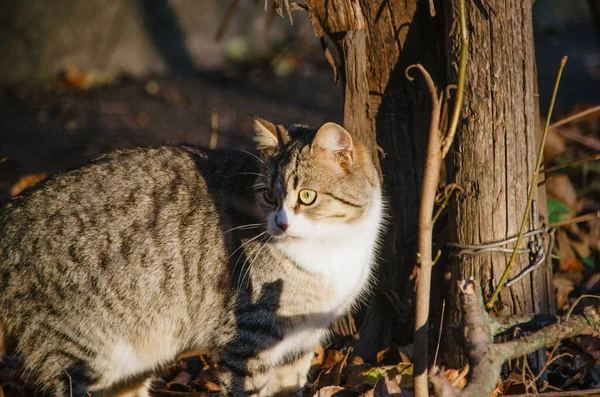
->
{"left": 441, "top": 0, "right": 467, "bottom": 159}
{"left": 549, "top": 211, "right": 600, "bottom": 228}
{"left": 433, "top": 300, "right": 446, "bottom": 367}
{"left": 486, "top": 56, "right": 567, "bottom": 309}
{"left": 544, "top": 153, "right": 600, "bottom": 175}
{"left": 408, "top": 62, "right": 442, "bottom": 397}
{"left": 215, "top": 0, "right": 241, "bottom": 41}
{"left": 210, "top": 109, "right": 219, "bottom": 149}
{"left": 433, "top": 184, "right": 462, "bottom": 225}
{"left": 429, "top": 0, "right": 436, "bottom": 17}
{"left": 556, "top": 128, "right": 600, "bottom": 151}
{"left": 506, "top": 389, "right": 600, "bottom": 397}
{"left": 549, "top": 105, "right": 600, "bottom": 130}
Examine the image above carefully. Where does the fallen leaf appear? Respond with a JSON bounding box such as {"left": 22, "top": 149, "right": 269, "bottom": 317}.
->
{"left": 554, "top": 272, "right": 576, "bottom": 312}
{"left": 313, "top": 345, "right": 325, "bottom": 368}
{"left": 547, "top": 197, "right": 572, "bottom": 224}
{"left": 322, "top": 350, "right": 345, "bottom": 371}
{"left": 10, "top": 173, "right": 47, "bottom": 197}
{"left": 377, "top": 344, "right": 403, "bottom": 366}
{"left": 444, "top": 368, "right": 467, "bottom": 389}
{"left": 557, "top": 230, "right": 584, "bottom": 272}
{"left": 547, "top": 174, "right": 578, "bottom": 209}
{"left": 166, "top": 370, "right": 192, "bottom": 391}
{"left": 544, "top": 127, "right": 567, "bottom": 164}
{"left": 362, "top": 364, "right": 413, "bottom": 388}
{"left": 313, "top": 385, "right": 353, "bottom": 397}
{"left": 56, "top": 67, "right": 115, "bottom": 90}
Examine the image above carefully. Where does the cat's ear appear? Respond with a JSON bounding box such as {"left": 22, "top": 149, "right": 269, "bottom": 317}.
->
{"left": 251, "top": 116, "right": 283, "bottom": 153}
{"left": 312, "top": 122, "right": 354, "bottom": 169}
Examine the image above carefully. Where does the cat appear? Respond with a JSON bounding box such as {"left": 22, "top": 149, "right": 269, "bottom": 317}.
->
{"left": 0, "top": 118, "right": 384, "bottom": 397}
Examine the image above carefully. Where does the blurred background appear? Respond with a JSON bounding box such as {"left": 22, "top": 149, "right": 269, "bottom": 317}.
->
{"left": 0, "top": 0, "right": 598, "bottom": 204}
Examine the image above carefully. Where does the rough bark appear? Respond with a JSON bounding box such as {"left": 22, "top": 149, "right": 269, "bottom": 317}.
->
{"left": 304, "top": 0, "right": 446, "bottom": 358}
{"left": 444, "top": 0, "right": 554, "bottom": 369}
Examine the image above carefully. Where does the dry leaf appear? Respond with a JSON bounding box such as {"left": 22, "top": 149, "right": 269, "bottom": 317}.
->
{"left": 557, "top": 229, "right": 584, "bottom": 272}
{"left": 444, "top": 369, "right": 466, "bottom": 389}
{"left": 544, "top": 127, "right": 567, "bottom": 164}
{"left": 56, "top": 67, "right": 114, "bottom": 90}
{"left": 322, "top": 350, "right": 345, "bottom": 371}
{"left": 554, "top": 273, "right": 576, "bottom": 311}
{"left": 313, "top": 345, "right": 326, "bottom": 368}
{"left": 313, "top": 385, "right": 347, "bottom": 397}
{"left": 10, "top": 173, "right": 47, "bottom": 197}
{"left": 165, "top": 370, "right": 192, "bottom": 391}
{"left": 547, "top": 174, "right": 577, "bottom": 209}
{"left": 501, "top": 370, "right": 526, "bottom": 395}
{"left": 377, "top": 344, "right": 403, "bottom": 366}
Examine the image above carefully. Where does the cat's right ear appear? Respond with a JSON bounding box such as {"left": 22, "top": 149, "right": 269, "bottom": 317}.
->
{"left": 251, "top": 116, "right": 281, "bottom": 154}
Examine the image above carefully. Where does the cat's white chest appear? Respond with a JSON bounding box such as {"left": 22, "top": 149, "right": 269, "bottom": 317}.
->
{"left": 275, "top": 196, "right": 383, "bottom": 313}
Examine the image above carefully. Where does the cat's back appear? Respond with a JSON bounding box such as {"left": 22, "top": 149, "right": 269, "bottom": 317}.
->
{"left": 0, "top": 145, "right": 257, "bottom": 316}
{"left": 0, "top": 145, "right": 256, "bottom": 247}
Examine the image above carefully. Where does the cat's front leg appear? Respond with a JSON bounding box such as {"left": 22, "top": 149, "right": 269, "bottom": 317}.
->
{"left": 245, "top": 350, "right": 313, "bottom": 397}
{"left": 267, "top": 350, "right": 314, "bottom": 396}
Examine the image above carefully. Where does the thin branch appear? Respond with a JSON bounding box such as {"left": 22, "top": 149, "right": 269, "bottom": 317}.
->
{"left": 544, "top": 153, "right": 600, "bottom": 175}
{"left": 486, "top": 56, "right": 567, "bottom": 309}
{"left": 433, "top": 184, "right": 461, "bottom": 225}
{"left": 214, "top": 0, "right": 241, "bottom": 41}
{"left": 549, "top": 210, "right": 600, "bottom": 228}
{"left": 429, "top": 0, "right": 436, "bottom": 17}
{"left": 556, "top": 128, "right": 600, "bottom": 151}
{"left": 506, "top": 389, "right": 600, "bottom": 397}
{"left": 549, "top": 105, "right": 600, "bottom": 130}
{"left": 441, "top": 0, "right": 467, "bottom": 159}
{"left": 433, "top": 300, "right": 446, "bottom": 367}
{"left": 409, "top": 62, "right": 442, "bottom": 397}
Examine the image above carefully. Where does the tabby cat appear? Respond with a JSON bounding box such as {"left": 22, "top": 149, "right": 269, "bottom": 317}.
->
{"left": 0, "top": 119, "right": 384, "bottom": 397}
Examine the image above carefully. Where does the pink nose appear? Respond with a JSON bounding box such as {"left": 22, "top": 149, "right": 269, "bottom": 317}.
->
{"left": 275, "top": 216, "right": 289, "bottom": 231}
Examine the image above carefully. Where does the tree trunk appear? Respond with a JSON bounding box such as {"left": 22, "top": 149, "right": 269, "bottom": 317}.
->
{"left": 304, "top": 0, "right": 447, "bottom": 358}
{"left": 444, "top": 0, "right": 554, "bottom": 370}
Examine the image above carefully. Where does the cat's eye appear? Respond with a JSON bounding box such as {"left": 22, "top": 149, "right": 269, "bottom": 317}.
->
{"left": 263, "top": 188, "right": 277, "bottom": 204}
{"left": 298, "top": 189, "right": 317, "bottom": 205}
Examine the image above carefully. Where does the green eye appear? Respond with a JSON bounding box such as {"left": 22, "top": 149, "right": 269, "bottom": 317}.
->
{"left": 263, "top": 188, "right": 277, "bottom": 204}
{"left": 298, "top": 189, "right": 317, "bottom": 205}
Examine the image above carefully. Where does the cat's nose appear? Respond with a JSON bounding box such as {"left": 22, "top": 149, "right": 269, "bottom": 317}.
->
{"left": 275, "top": 215, "right": 289, "bottom": 231}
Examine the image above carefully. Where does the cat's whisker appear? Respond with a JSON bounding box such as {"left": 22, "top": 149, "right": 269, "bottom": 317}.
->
{"left": 240, "top": 236, "right": 271, "bottom": 291}
{"left": 235, "top": 172, "right": 269, "bottom": 179}
{"left": 229, "top": 230, "right": 267, "bottom": 268}
{"left": 237, "top": 234, "right": 270, "bottom": 293}
{"left": 223, "top": 223, "right": 266, "bottom": 234}
{"left": 233, "top": 149, "right": 271, "bottom": 171}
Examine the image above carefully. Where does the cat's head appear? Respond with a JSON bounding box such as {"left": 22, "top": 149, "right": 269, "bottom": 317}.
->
{"left": 251, "top": 117, "right": 382, "bottom": 241}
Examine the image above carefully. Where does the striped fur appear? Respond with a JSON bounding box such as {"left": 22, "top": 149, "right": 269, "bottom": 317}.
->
{"left": 0, "top": 120, "right": 384, "bottom": 396}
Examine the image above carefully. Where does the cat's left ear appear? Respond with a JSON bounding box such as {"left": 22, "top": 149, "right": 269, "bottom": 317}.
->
{"left": 312, "top": 122, "right": 355, "bottom": 169}
{"left": 251, "top": 116, "right": 286, "bottom": 154}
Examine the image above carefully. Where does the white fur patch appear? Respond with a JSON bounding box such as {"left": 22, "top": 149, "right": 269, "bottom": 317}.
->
{"left": 109, "top": 338, "right": 147, "bottom": 378}
{"left": 273, "top": 192, "right": 384, "bottom": 313}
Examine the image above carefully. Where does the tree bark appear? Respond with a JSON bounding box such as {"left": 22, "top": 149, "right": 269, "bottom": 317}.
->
{"left": 444, "top": 0, "right": 554, "bottom": 370}
{"left": 304, "top": 0, "right": 447, "bottom": 359}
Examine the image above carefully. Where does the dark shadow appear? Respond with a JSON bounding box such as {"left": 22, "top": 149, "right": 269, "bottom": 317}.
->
{"left": 137, "top": 0, "right": 196, "bottom": 75}
{"left": 353, "top": 0, "right": 447, "bottom": 361}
